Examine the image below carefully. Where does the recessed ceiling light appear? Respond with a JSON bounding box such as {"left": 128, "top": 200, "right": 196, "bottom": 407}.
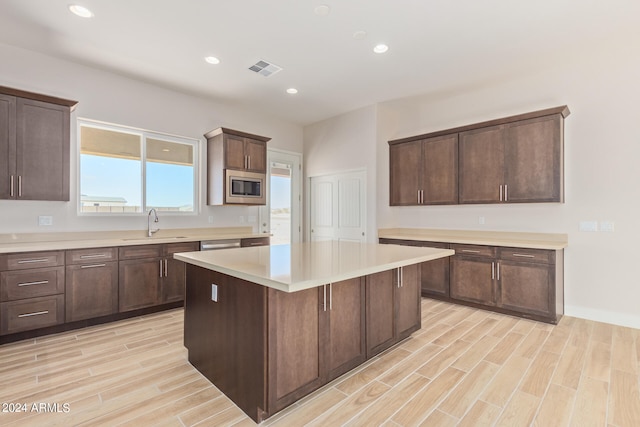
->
{"left": 314, "top": 5, "right": 330, "bottom": 16}
{"left": 69, "top": 5, "right": 94, "bottom": 18}
{"left": 286, "top": 88, "right": 298, "bottom": 95}
{"left": 204, "top": 56, "right": 220, "bottom": 65}
{"left": 373, "top": 44, "right": 389, "bottom": 54}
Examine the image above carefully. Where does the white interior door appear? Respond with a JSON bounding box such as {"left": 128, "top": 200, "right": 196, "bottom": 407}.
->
{"left": 309, "top": 170, "right": 366, "bottom": 242}
{"left": 260, "top": 149, "right": 302, "bottom": 245}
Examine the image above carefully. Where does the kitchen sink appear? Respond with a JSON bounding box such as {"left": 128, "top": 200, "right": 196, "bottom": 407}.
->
{"left": 121, "top": 236, "right": 189, "bottom": 241}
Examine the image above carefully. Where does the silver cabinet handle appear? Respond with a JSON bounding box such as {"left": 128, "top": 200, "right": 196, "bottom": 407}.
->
{"left": 329, "top": 283, "right": 332, "bottom": 311}
{"left": 160, "top": 260, "right": 163, "bottom": 278}
{"left": 499, "top": 184, "right": 503, "bottom": 202}
{"left": 491, "top": 262, "right": 495, "bottom": 280}
{"left": 400, "top": 266, "right": 403, "bottom": 287}
{"left": 417, "top": 190, "right": 421, "bottom": 205}
{"left": 18, "top": 175, "right": 22, "bottom": 198}
{"left": 497, "top": 262, "right": 501, "bottom": 280}
{"left": 248, "top": 155, "right": 251, "bottom": 170}
{"left": 18, "top": 280, "right": 48, "bottom": 287}
{"left": 504, "top": 184, "right": 508, "bottom": 201}
{"left": 323, "top": 285, "right": 327, "bottom": 312}
{"left": 10, "top": 175, "right": 14, "bottom": 197}
{"left": 18, "top": 310, "right": 49, "bottom": 318}
{"left": 80, "top": 254, "right": 108, "bottom": 259}
{"left": 80, "top": 264, "right": 106, "bottom": 269}
{"left": 512, "top": 253, "right": 535, "bottom": 258}
{"left": 461, "top": 249, "right": 480, "bottom": 254}
{"left": 421, "top": 190, "right": 424, "bottom": 204}
{"left": 17, "top": 258, "right": 49, "bottom": 264}
{"left": 164, "top": 259, "right": 168, "bottom": 276}
{"left": 397, "top": 268, "right": 401, "bottom": 288}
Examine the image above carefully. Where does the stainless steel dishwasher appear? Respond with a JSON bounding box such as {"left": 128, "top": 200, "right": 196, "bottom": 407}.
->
{"left": 200, "top": 239, "right": 242, "bottom": 251}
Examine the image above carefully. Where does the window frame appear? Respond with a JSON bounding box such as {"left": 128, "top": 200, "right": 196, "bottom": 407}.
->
{"left": 77, "top": 118, "right": 199, "bottom": 216}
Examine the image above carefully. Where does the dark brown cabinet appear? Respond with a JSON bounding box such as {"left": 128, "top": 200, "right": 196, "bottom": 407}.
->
{"left": 450, "top": 244, "right": 562, "bottom": 322}
{"left": 0, "top": 251, "right": 65, "bottom": 335}
{"left": 379, "top": 238, "right": 450, "bottom": 298}
{"left": 0, "top": 87, "right": 77, "bottom": 201}
{"left": 241, "top": 236, "right": 271, "bottom": 247}
{"left": 65, "top": 247, "right": 118, "bottom": 322}
{"left": 204, "top": 127, "right": 271, "bottom": 205}
{"left": 388, "top": 106, "right": 569, "bottom": 207}
{"left": 365, "top": 265, "right": 421, "bottom": 358}
{"left": 459, "top": 114, "right": 564, "bottom": 204}
{"left": 389, "top": 134, "right": 458, "bottom": 205}
{"left": 119, "top": 242, "right": 197, "bottom": 312}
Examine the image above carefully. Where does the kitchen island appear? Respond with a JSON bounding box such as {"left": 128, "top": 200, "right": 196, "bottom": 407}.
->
{"left": 174, "top": 241, "right": 453, "bottom": 423}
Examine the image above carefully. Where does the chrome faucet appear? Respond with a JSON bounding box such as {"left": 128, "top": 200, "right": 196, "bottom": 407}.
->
{"left": 148, "top": 208, "right": 159, "bottom": 237}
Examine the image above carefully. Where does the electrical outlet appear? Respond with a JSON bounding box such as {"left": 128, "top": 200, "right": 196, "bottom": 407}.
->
{"left": 38, "top": 215, "right": 53, "bottom": 226}
{"left": 208, "top": 215, "right": 214, "bottom": 224}
{"left": 579, "top": 221, "right": 598, "bottom": 232}
{"left": 478, "top": 216, "right": 485, "bottom": 225}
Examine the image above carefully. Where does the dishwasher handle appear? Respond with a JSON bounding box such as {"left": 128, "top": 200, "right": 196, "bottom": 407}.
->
{"left": 200, "top": 239, "right": 242, "bottom": 251}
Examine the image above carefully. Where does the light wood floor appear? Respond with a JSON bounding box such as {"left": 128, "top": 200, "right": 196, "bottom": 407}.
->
{"left": 1, "top": 299, "right": 639, "bottom": 426}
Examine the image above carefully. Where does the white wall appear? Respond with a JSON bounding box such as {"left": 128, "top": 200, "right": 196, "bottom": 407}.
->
{"left": 0, "top": 43, "right": 303, "bottom": 234}
{"left": 376, "top": 40, "right": 640, "bottom": 328}
{"left": 303, "top": 105, "right": 378, "bottom": 243}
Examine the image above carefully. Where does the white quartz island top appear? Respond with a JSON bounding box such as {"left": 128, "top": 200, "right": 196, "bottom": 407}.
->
{"left": 174, "top": 240, "right": 455, "bottom": 293}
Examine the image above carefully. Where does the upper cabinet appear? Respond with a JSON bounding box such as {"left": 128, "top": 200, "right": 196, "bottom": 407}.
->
{"left": 389, "top": 134, "right": 458, "bottom": 205}
{"left": 206, "top": 127, "right": 269, "bottom": 174}
{"left": 388, "top": 106, "right": 569, "bottom": 206}
{"left": 0, "top": 86, "right": 77, "bottom": 201}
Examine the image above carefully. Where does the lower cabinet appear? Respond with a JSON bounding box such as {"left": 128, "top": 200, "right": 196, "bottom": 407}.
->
{"left": 65, "top": 247, "right": 118, "bottom": 322}
{"left": 0, "top": 251, "right": 65, "bottom": 335}
{"left": 450, "top": 244, "right": 562, "bottom": 322}
{"left": 119, "top": 242, "right": 198, "bottom": 312}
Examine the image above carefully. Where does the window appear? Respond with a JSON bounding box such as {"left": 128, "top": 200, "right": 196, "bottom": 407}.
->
{"left": 78, "top": 119, "right": 197, "bottom": 214}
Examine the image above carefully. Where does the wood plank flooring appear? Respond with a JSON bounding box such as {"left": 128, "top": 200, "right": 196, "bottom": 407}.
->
{"left": 1, "top": 299, "right": 639, "bottom": 426}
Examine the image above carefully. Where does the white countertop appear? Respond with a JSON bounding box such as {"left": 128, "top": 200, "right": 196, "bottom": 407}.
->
{"left": 378, "top": 228, "right": 568, "bottom": 250}
{"left": 174, "top": 240, "right": 454, "bottom": 293}
{"left": 0, "top": 227, "right": 265, "bottom": 254}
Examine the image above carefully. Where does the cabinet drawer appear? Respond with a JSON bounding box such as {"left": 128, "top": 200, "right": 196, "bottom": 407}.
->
{"left": 66, "top": 247, "right": 118, "bottom": 265}
{"left": 1, "top": 267, "right": 65, "bottom": 301}
{"left": 0, "top": 294, "right": 65, "bottom": 335}
{"left": 241, "top": 237, "right": 270, "bottom": 247}
{"left": 451, "top": 244, "right": 495, "bottom": 258}
{"left": 499, "top": 247, "right": 554, "bottom": 264}
{"left": 0, "top": 251, "right": 64, "bottom": 271}
{"left": 164, "top": 241, "right": 199, "bottom": 255}
{"left": 119, "top": 245, "right": 162, "bottom": 260}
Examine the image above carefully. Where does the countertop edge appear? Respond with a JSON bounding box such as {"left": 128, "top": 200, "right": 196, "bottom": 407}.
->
{"left": 175, "top": 247, "right": 455, "bottom": 293}
{"left": 378, "top": 228, "right": 568, "bottom": 250}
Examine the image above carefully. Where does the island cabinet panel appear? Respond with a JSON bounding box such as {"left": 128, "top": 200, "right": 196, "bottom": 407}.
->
{"left": 184, "top": 265, "right": 267, "bottom": 422}
{"left": 365, "top": 265, "right": 421, "bottom": 358}
{"left": 379, "top": 238, "right": 450, "bottom": 298}
{"left": 324, "top": 278, "right": 366, "bottom": 381}
{"left": 268, "top": 286, "right": 323, "bottom": 413}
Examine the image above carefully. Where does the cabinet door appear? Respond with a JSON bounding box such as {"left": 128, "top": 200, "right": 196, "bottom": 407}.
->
{"left": 1, "top": 267, "right": 64, "bottom": 301}
{"left": 1, "top": 294, "right": 64, "bottom": 335}
{"left": 504, "top": 115, "right": 563, "bottom": 203}
{"left": 0, "top": 94, "right": 16, "bottom": 199}
{"left": 245, "top": 138, "right": 266, "bottom": 173}
{"left": 325, "top": 278, "right": 366, "bottom": 381}
{"left": 66, "top": 262, "right": 118, "bottom": 321}
{"left": 366, "top": 269, "right": 396, "bottom": 357}
{"left": 389, "top": 141, "right": 422, "bottom": 205}
{"left": 498, "top": 261, "right": 554, "bottom": 318}
{"left": 15, "top": 98, "right": 69, "bottom": 201}
{"left": 450, "top": 257, "right": 496, "bottom": 306}
{"left": 459, "top": 125, "right": 505, "bottom": 204}
{"left": 162, "top": 258, "right": 186, "bottom": 303}
{"left": 118, "top": 258, "right": 161, "bottom": 312}
{"left": 396, "top": 264, "right": 421, "bottom": 340}
{"left": 224, "top": 134, "right": 247, "bottom": 170}
{"left": 422, "top": 134, "right": 458, "bottom": 204}
{"left": 268, "top": 286, "right": 323, "bottom": 413}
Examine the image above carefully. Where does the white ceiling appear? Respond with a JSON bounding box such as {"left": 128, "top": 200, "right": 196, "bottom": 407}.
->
{"left": 0, "top": 0, "right": 637, "bottom": 126}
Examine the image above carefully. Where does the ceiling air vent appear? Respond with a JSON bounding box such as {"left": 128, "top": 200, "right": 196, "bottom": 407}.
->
{"left": 248, "top": 60, "right": 283, "bottom": 77}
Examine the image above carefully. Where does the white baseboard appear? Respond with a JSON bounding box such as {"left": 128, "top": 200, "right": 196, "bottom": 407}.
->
{"left": 564, "top": 305, "right": 640, "bottom": 330}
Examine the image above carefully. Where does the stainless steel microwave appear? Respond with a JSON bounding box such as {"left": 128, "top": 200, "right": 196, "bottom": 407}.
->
{"left": 225, "top": 169, "right": 266, "bottom": 205}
